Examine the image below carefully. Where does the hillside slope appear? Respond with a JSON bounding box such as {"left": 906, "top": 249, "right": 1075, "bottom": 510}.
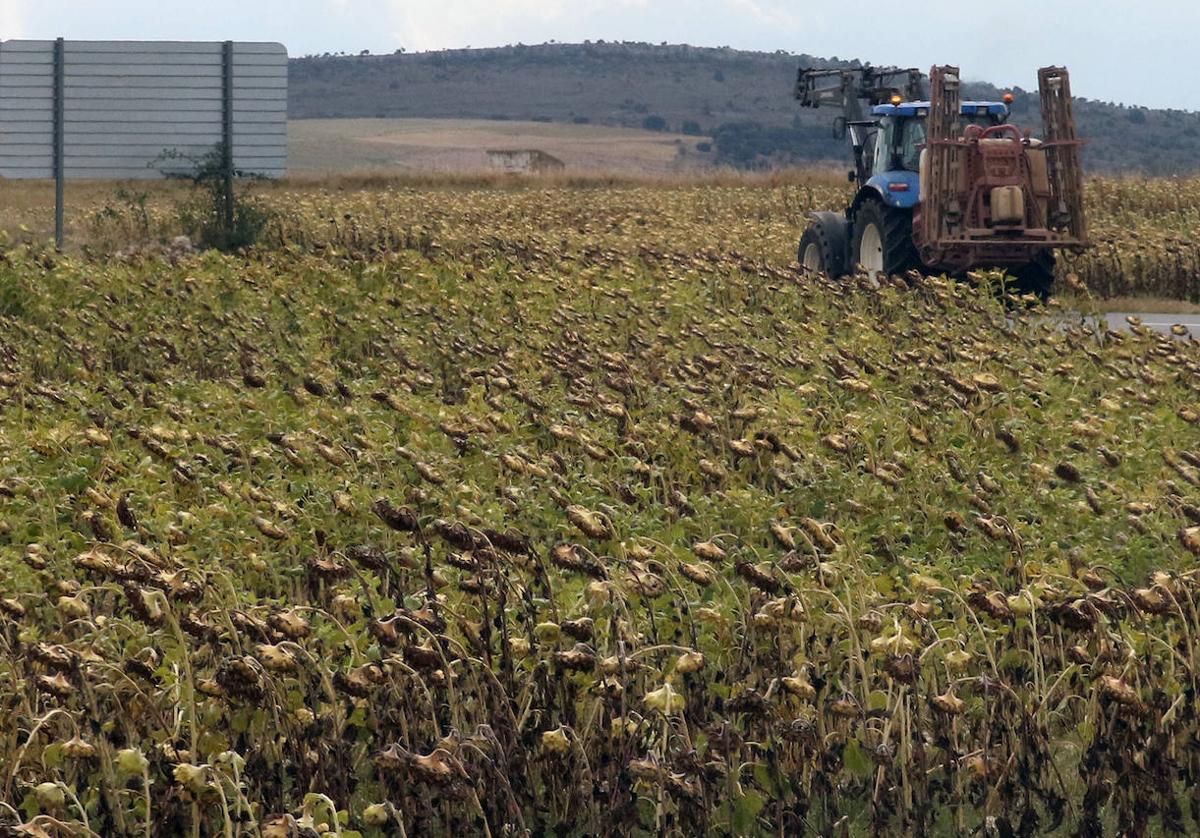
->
{"left": 289, "top": 42, "right": 1200, "bottom": 174}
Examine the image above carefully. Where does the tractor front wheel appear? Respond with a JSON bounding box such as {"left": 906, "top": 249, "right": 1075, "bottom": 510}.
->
{"left": 851, "top": 199, "right": 918, "bottom": 282}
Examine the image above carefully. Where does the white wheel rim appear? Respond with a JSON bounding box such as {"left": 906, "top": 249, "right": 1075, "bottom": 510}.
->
{"left": 860, "top": 222, "right": 884, "bottom": 277}
{"left": 802, "top": 242, "right": 822, "bottom": 271}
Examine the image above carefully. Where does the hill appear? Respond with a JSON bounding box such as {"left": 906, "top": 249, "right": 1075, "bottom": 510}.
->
{"left": 288, "top": 42, "right": 1200, "bottom": 175}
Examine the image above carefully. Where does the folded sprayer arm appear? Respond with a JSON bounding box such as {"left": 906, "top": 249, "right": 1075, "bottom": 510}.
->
{"left": 917, "top": 64, "right": 1089, "bottom": 270}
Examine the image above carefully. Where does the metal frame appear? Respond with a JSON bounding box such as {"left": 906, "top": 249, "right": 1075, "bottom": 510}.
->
{"left": 917, "top": 64, "right": 1089, "bottom": 270}
{"left": 1039, "top": 66, "right": 1087, "bottom": 241}
{"left": 919, "top": 65, "right": 963, "bottom": 258}
{"left": 222, "top": 40, "right": 235, "bottom": 233}
{"left": 53, "top": 38, "right": 65, "bottom": 251}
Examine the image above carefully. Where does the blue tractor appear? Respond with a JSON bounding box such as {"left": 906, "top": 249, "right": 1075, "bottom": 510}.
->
{"left": 795, "top": 64, "right": 1089, "bottom": 298}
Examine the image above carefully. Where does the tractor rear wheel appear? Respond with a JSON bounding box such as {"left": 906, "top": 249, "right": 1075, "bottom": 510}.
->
{"left": 851, "top": 199, "right": 918, "bottom": 282}
{"left": 1008, "top": 251, "right": 1056, "bottom": 302}
{"left": 797, "top": 212, "right": 848, "bottom": 278}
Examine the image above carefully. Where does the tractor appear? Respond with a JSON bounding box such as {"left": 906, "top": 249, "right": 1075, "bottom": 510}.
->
{"left": 795, "top": 64, "right": 1089, "bottom": 298}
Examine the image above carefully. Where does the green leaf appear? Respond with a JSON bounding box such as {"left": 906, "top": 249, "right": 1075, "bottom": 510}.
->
{"left": 230, "top": 709, "right": 251, "bottom": 735}
{"left": 843, "top": 737, "right": 872, "bottom": 778}
{"left": 57, "top": 468, "right": 89, "bottom": 494}
{"left": 42, "top": 742, "right": 64, "bottom": 770}
{"left": 732, "top": 789, "right": 765, "bottom": 834}
{"left": 752, "top": 762, "right": 778, "bottom": 797}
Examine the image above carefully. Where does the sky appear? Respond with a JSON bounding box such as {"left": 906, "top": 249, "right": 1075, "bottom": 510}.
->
{"left": 0, "top": 0, "right": 1193, "bottom": 110}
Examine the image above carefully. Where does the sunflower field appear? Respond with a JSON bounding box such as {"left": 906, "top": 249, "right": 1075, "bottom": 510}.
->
{"left": 1, "top": 178, "right": 1199, "bottom": 837}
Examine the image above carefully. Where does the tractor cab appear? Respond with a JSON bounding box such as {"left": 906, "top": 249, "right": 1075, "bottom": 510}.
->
{"left": 864, "top": 101, "right": 1010, "bottom": 209}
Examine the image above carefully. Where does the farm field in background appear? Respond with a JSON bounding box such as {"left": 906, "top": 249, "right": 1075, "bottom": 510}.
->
{"left": 1, "top": 179, "right": 1200, "bottom": 835}
{"left": 287, "top": 118, "right": 715, "bottom": 175}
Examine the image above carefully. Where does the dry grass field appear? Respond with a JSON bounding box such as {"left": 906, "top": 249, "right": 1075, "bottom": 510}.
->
{"left": 287, "top": 118, "right": 715, "bottom": 176}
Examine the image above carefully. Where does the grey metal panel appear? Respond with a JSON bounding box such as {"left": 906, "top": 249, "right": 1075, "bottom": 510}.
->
{"left": 0, "top": 137, "right": 282, "bottom": 147}
{"left": 56, "top": 142, "right": 283, "bottom": 156}
{"left": 57, "top": 155, "right": 286, "bottom": 166}
{"left": 60, "top": 104, "right": 225, "bottom": 116}
{"left": 61, "top": 64, "right": 287, "bottom": 78}
{"left": 0, "top": 128, "right": 53, "bottom": 138}
{"left": 52, "top": 167, "right": 287, "bottom": 180}
{"left": 0, "top": 76, "right": 53, "bottom": 87}
{"left": 13, "top": 56, "right": 284, "bottom": 70}
{"left": 55, "top": 100, "right": 284, "bottom": 112}
{"left": 59, "top": 86, "right": 284, "bottom": 100}
{"left": 65, "top": 79, "right": 286, "bottom": 92}
{"left": 0, "top": 37, "right": 52, "bottom": 182}
{"left": 0, "top": 39, "right": 287, "bottom": 179}
{"left": 45, "top": 126, "right": 287, "bottom": 139}
{"left": 4, "top": 40, "right": 283, "bottom": 55}
{"left": 0, "top": 162, "right": 52, "bottom": 177}
{"left": 69, "top": 157, "right": 287, "bottom": 166}
{"left": 58, "top": 55, "right": 285, "bottom": 68}
{"left": 30, "top": 120, "right": 284, "bottom": 132}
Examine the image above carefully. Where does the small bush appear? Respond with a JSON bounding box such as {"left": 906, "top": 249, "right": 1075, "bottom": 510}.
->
{"left": 174, "top": 193, "right": 272, "bottom": 252}
{"left": 159, "top": 144, "right": 273, "bottom": 252}
{"left": 642, "top": 115, "right": 668, "bottom": 132}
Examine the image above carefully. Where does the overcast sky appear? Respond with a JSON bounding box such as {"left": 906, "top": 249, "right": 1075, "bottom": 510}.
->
{"left": 0, "top": 0, "right": 1192, "bottom": 110}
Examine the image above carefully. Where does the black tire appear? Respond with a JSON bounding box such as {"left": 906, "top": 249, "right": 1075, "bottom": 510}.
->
{"left": 850, "top": 199, "right": 919, "bottom": 279}
{"left": 797, "top": 212, "right": 848, "bottom": 278}
{"left": 1008, "top": 251, "right": 1056, "bottom": 302}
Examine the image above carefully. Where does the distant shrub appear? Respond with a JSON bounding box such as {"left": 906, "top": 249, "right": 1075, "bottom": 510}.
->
{"left": 713, "top": 69, "right": 725, "bottom": 82}
{"left": 573, "top": 116, "right": 590, "bottom": 124}
{"left": 696, "top": 142, "right": 712, "bottom": 152}
{"left": 681, "top": 120, "right": 703, "bottom": 136}
{"left": 642, "top": 115, "right": 668, "bottom": 132}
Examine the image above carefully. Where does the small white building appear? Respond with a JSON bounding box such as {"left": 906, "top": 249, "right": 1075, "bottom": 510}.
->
{"left": 486, "top": 149, "right": 566, "bottom": 174}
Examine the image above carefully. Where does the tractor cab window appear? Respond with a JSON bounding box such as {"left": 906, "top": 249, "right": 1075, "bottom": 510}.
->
{"left": 898, "top": 120, "right": 926, "bottom": 172}
{"left": 877, "top": 117, "right": 932, "bottom": 174}
{"left": 872, "top": 119, "right": 894, "bottom": 177}
{"left": 861, "top": 131, "right": 878, "bottom": 177}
